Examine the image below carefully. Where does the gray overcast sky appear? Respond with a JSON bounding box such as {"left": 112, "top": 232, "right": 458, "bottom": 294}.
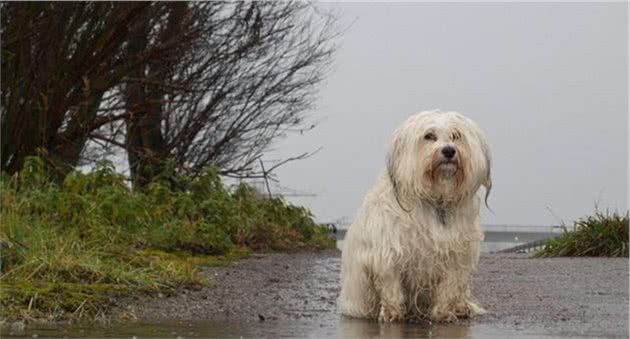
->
{"left": 269, "top": 2, "right": 628, "bottom": 226}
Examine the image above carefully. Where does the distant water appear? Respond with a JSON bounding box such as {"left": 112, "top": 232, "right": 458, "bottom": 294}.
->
{"left": 334, "top": 225, "right": 560, "bottom": 253}
{"left": 336, "top": 240, "right": 533, "bottom": 253}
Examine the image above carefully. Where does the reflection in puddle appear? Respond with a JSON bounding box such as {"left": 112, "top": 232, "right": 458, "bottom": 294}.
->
{"left": 340, "top": 317, "right": 470, "bottom": 338}
{"left": 2, "top": 318, "right": 570, "bottom": 339}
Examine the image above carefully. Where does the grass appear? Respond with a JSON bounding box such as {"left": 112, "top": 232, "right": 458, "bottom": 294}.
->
{"left": 0, "top": 157, "right": 334, "bottom": 321}
{"left": 533, "top": 210, "right": 629, "bottom": 257}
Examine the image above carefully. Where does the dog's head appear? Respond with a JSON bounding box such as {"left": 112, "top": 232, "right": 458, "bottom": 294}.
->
{"left": 387, "top": 110, "right": 492, "bottom": 207}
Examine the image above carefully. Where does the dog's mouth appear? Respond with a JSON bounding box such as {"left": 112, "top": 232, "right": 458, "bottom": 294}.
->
{"left": 435, "top": 159, "right": 458, "bottom": 170}
{"left": 433, "top": 159, "right": 459, "bottom": 178}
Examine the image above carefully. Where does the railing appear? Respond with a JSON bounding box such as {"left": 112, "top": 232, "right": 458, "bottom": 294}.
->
{"left": 496, "top": 235, "right": 561, "bottom": 254}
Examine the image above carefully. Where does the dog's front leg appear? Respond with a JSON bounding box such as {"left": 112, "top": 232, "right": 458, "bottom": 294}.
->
{"left": 374, "top": 271, "right": 405, "bottom": 322}
{"left": 430, "top": 270, "right": 483, "bottom": 322}
{"left": 430, "top": 274, "right": 465, "bottom": 322}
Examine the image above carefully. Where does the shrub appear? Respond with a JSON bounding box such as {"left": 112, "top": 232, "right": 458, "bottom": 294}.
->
{"left": 0, "top": 157, "right": 334, "bottom": 320}
{"left": 534, "top": 210, "right": 629, "bottom": 257}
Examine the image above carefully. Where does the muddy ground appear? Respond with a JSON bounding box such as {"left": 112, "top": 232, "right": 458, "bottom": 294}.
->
{"left": 118, "top": 250, "right": 629, "bottom": 338}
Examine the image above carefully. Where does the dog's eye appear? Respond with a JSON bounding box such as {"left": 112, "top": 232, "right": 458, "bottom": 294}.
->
{"left": 452, "top": 132, "right": 461, "bottom": 141}
{"left": 424, "top": 132, "right": 437, "bottom": 141}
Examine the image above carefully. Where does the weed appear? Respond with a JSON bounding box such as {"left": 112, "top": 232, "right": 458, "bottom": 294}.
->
{"left": 534, "top": 210, "right": 628, "bottom": 257}
{"left": 0, "top": 157, "right": 334, "bottom": 321}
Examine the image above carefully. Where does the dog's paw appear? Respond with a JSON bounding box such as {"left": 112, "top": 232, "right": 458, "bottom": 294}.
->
{"left": 378, "top": 304, "right": 404, "bottom": 323}
{"left": 430, "top": 308, "right": 457, "bottom": 323}
{"left": 431, "top": 301, "right": 485, "bottom": 322}
{"left": 467, "top": 301, "right": 486, "bottom": 315}
{"left": 455, "top": 301, "right": 487, "bottom": 318}
{"left": 452, "top": 302, "right": 472, "bottom": 319}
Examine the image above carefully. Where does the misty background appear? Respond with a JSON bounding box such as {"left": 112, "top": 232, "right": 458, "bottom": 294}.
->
{"left": 269, "top": 2, "right": 628, "bottom": 226}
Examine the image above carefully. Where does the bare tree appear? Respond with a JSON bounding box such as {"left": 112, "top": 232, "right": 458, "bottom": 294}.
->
{"left": 116, "top": 1, "right": 337, "bottom": 186}
{"left": 122, "top": 2, "right": 196, "bottom": 187}
{"left": 0, "top": 2, "right": 191, "bottom": 179}
{"left": 1, "top": 2, "right": 338, "bottom": 187}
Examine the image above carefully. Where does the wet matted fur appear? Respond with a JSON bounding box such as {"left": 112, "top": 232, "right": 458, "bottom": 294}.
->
{"left": 338, "top": 110, "right": 492, "bottom": 322}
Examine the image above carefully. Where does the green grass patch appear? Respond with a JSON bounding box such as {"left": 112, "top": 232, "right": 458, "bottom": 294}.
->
{"left": 0, "top": 157, "right": 334, "bottom": 321}
{"left": 533, "top": 210, "right": 629, "bottom": 257}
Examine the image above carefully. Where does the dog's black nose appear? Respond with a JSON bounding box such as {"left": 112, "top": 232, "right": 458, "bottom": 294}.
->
{"left": 442, "top": 146, "right": 456, "bottom": 159}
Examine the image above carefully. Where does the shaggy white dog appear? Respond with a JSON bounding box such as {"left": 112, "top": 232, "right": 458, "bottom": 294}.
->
{"left": 338, "top": 110, "right": 492, "bottom": 323}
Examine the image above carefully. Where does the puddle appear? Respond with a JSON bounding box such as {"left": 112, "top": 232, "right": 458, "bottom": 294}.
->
{"left": 2, "top": 319, "right": 582, "bottom": 339}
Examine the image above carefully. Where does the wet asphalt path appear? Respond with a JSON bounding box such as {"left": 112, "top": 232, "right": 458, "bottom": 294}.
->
{"left": 118, "top": 250, "right": 629, "bottom": 338}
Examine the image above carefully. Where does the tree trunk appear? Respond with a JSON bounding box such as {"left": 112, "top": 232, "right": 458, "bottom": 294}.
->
{"left": 125, "top": 3, "right": 187, "bottom": 188}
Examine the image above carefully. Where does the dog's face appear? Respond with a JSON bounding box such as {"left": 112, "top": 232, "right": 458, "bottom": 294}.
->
{"left": 387, "top": 110, "right": 492, "bottom": 205}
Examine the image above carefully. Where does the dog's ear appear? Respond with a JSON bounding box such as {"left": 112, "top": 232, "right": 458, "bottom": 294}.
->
{"left": 386, "top": 137, "right": 402, "bottom": 199}
{"left": 480, "top": 137, "right": 492, "bottom": 209}
{"left": 387, "top": 136, "right": 410, "bottom": 212}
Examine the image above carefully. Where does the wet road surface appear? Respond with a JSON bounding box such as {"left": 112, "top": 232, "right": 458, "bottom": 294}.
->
{"left": 4, "top": 250, "right": 628, "bottom": 338}
{"left": 111, "top": 250, "right": 628, "bottom": 338}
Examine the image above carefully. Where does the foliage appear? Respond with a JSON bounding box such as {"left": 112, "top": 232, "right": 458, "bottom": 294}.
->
{"left": 0, "top": 157, "right": 334, "bottom": 321}
{"left": 533, "top": 211, "right": 629, "bottom": 257}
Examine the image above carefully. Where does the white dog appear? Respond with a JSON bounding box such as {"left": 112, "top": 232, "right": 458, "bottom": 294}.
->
{"left": 338, "top": 110, "right": 492, "bottom": 323}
